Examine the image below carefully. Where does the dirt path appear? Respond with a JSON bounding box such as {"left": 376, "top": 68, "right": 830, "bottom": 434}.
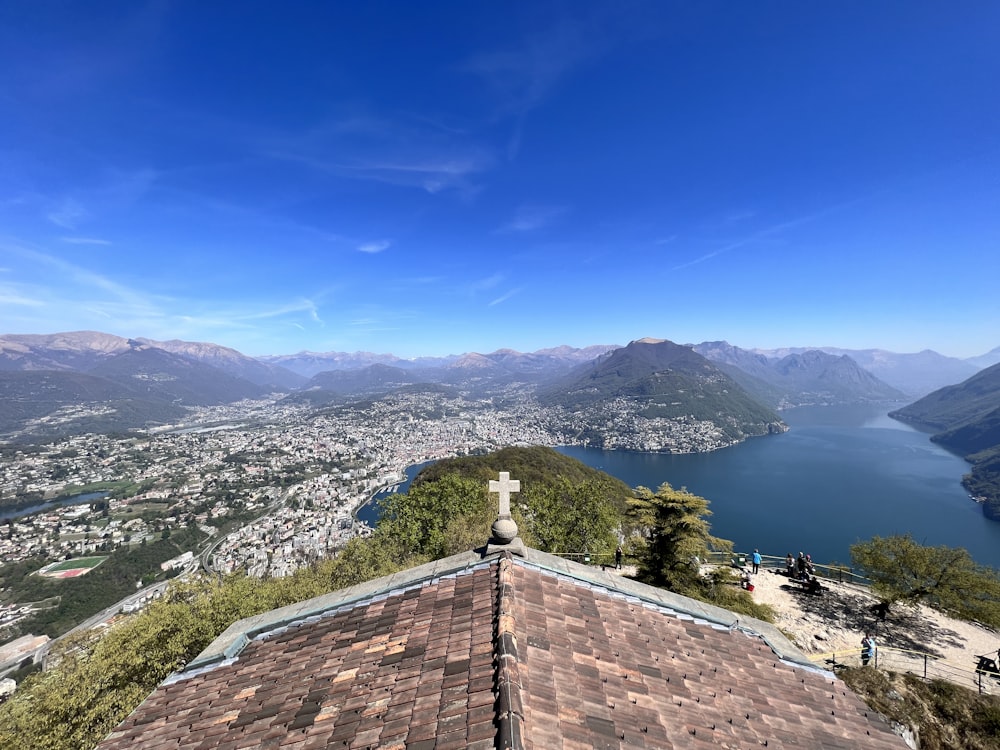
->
{"left": 746, "top": 567, "right": 999, "bottom": 671}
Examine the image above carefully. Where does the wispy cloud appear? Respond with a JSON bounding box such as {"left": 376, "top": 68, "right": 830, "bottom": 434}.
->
{"left": 47, "top": 198, "right": 89, "bottom": 229}
{"left": 488, "top": 287, "right": 522, "bottom": 306}
{"left": 348, "top": 316, "right": 401, "bottom": 334}
{"left": 0, "top": 285, "right": 45, "bottom": 307}
{"left": 333, "top": 153, "right": 493, "bottom": 195}
{"left": 233, "top": 299, "right": 324, "bottom": 324}
{"left": 470, "top": 273, "right": 505, "bottom": 293}
{"left": 671, "top": 204, "right": 851, "bottom": 271}
{"left": 61, "top": 236, "right": 112, "bottom": 246}
{"left": 499, "top": 205, "right": 568, "bottom": 233}
{"left": 461, "top": 10, "right": 631, "bottom": 158}
{"left": 261, "top": 109, "right": 495, "bottom": 197}
{"left": 14, "top": 245, "right": 155, "bottom": 309}
{"left": 1, "top": 242, "right": 171, "bottom": 334}
{"left": 463, "top": 19, "right": 604, "bottom": 118}
{"left": 268, "top": 147, "right": 493, "bottom": 197}
{"left": 357, "top": 239, "right": 391, "bottom": 254}
{"left": 42, "top": 168, "right": 158, "bottom": 230}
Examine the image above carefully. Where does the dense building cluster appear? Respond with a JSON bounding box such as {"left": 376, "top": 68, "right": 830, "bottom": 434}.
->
{"left": 0, "top": 388, "right": 742, "bottom": 583}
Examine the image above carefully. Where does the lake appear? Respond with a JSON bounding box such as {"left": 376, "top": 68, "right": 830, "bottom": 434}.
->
{"left": 0, "top": 491, "right": 110, "bottom": 521}
{"left": 558, "top": 404, "right": 1000, "bottom": 569}
{"left": 355, "top": 404, "right": 1000, "bottom": 569}
{"left": 355, "top": 460, "right": 438, "bottom": 528}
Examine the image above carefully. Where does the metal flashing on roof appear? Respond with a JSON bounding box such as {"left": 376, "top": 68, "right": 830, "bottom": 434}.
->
{"left": 97, "top": 547, "right": 908, "bottom": 750}
{"left": 182, "top": 549, "right": 490, "bottom": 676}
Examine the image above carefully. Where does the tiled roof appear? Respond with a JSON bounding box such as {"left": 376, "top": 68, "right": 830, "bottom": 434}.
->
{"left": 97, "top": 549, "right": 908, "bottom": 749}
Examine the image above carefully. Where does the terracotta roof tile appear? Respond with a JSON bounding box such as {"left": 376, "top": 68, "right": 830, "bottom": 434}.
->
{"left": 97, "top": 551, "right": 909, "bottom": 750}
{"left": 509, "top": 559, "right": 908, "bottom": 749}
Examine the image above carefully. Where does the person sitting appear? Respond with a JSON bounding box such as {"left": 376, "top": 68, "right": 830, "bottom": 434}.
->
{"left": 740, "top": 570, "right": 752, "bottom": 589}
{"left": 975, "top": 655, "right": 999, "bottom": 676}
{"left": 805, "top": 575, "right": 822, "bottom": 595}
{"left": 870, "top": 600, "right": 890, "bottom": 622}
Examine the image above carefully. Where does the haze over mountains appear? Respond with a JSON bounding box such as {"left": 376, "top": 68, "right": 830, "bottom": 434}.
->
{"left": 747, "top": 345, "right": 995, "bottom": 398}
{"left": 691, "top": 342, "right": 907, "bottom": 408}
{"left": 0, "top": 332, "right": 304, "bottom": 389}
{"left": 0, "top": 331, "right": 996, "bottom": 445}
{"left": 891, "top": 362, "right": 1000, "bottom": 520}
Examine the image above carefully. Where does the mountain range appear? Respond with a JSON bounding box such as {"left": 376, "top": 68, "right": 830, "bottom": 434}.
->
{"left": 746, "top": 346, "right": 995, "bottom": 397}
{"left": 0, "top": 331, "right": 996, "bottom": 445}
{"left": 0, "top": 332, "right": 304, "bottom": 389}
{"left": 539, "top": 338, "right": 786, "bottom": 448}
{"left": 691, "top": 342, "right": 906, "bottom": 407}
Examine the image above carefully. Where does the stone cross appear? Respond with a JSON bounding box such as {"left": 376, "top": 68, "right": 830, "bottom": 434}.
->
{"left": 489, "top": 472, "right": 520, "bottom": 518}
{"left": 489, "top": 472, "right": 520, "bottom": 544}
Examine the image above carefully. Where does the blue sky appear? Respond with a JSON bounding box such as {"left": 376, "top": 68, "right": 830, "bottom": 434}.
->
{"left": 1, "top": 2, "right": 998, "bottom": 358}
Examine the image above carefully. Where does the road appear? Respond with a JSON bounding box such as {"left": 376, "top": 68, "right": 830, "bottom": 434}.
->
{"left": 30, "top": 565, "right": 196, "bottom": 672}
{"left": 22, "top": 488, "right": 294, "bottom": 673}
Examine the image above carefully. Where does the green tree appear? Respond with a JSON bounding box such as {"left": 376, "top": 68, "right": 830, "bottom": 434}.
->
{"left": 380, "top": 474, "right": 490, "bottom": 560}
{"left": 628, "top": 482, "right": 731, "bottom": 593}
{"left": 850, "top": 534, "right": 1000, "bottom": 626}
{"left": 0, "top": 563, "right": 343, "bottom": 750}
{"left": 326, "top": 536, "right": 406, "bottom": 590}
{"left": 523, "top": 477, "right": 621, "bottom": 556}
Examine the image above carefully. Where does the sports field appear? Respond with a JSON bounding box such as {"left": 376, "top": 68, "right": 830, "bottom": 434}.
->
{"left": 38, "top": 556, "right": 107, "bottom": 578}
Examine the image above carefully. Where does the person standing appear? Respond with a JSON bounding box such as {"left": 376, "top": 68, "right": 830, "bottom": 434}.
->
{"left": 752, "top": 549, "right": 761, "bottom": 574}
{"left": 615, "top": 545, "right": 623, "bottom": 570}
{"left": 861, "top": 633, "right": 875, "bottom": 666}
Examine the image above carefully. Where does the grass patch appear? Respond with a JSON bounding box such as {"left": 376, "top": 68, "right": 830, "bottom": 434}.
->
{"left": 44, "top": 557, "right": 106, "bottom": 573}
{"left": 55, "top": 481, "right": 131, "bottom": 497}
{"left": 841, "top": 667, "right": 1000, "bottom": 750}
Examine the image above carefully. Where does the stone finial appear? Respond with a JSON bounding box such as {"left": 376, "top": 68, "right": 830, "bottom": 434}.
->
{"left": 489, "top": 471, "right": 520, "bottom": 545}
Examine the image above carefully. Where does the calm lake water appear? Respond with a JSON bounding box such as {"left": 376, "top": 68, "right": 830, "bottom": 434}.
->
{"left": 355, "top": 460, "right": 437, "bottom": 528}
{"left": 558, "top": 404, "right": 1000, "bottom": 569}
{"left": 0, "top": 491, "right": 109, "bottom": 521}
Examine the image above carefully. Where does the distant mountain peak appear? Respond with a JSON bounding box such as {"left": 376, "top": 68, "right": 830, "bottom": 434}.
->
{"left": 692, "top": 341, "right": 905, "bottom": 407}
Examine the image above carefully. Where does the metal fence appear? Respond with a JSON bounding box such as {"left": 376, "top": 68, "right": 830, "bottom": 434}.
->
{"left": 810, "top": 645, "right": 1000, "bottom": 697}
{"left": 551, "top": 549, "right": 871, "bottom": 585}
{"left": 722, "top": 550, "right": 871, "bottom": 586}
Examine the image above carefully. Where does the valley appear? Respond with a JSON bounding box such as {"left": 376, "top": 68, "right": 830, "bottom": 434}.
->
{"left": 0, "top": 331, "right": 998, "bottom": 645}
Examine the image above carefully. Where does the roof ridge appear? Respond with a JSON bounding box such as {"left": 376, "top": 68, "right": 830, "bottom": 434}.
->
{"left": 494, "top": 551, "right": 525, "bottom": 750}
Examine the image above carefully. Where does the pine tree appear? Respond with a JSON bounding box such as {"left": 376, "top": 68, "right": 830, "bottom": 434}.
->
{"left": 628, "top": 482, "right": 731, "bottom": 593}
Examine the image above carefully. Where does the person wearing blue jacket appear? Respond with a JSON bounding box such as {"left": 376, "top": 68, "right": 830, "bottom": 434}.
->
{"left": 751, "top": 549, "right": 762, "bottom": 574}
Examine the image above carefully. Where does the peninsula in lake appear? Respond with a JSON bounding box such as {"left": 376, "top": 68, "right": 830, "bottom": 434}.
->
{"left": 2, "top": 330, "right": 999, "bottom": 520}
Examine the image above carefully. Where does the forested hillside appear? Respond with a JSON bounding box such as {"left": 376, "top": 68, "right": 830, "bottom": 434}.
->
{"left": 541, "top": 339, "right": 785, "bottom": 448}
{"left": 891, "top": 363, "right": 1000, "bottom": 520}
{"left": 0, "top": 447, "right": 766, "bottom": 750}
